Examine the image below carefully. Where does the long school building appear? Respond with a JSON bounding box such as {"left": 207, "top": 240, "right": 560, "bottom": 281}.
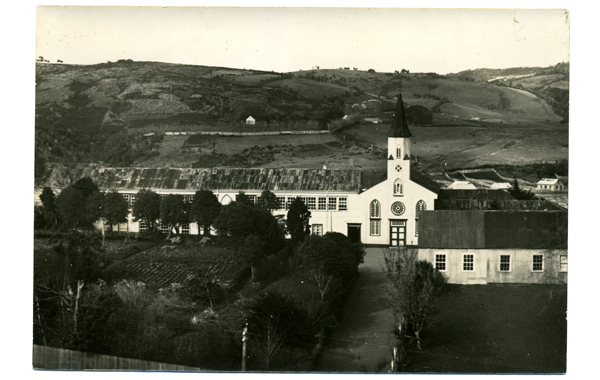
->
{"left": 36, "top": 93, "right": 441, "bottom": 247}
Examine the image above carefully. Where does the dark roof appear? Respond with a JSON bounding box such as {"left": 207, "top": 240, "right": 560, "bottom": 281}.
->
{"left": 438, "top": 189, "right": 515, "bottom": 200}
{"left": 361, "top": 170, "right": 387, "bottom": 190}
{"left": 411, "top": 169, "right": 442, "bottom": 194}
{"left": 41, "top": 163, "right": 363, "bottom": 193}
{"left": 388, "top": 93, "right": 412, "bottom": 138}
{"left": 418, "top": 210, "right": 568, "bottom": 249}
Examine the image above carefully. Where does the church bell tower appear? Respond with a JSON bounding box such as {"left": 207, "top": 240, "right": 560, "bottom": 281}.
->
{"left": 387, "top": 93, "right": 412, "bottom": 182}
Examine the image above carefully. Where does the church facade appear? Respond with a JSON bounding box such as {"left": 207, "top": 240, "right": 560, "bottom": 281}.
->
{"left": 36, "top": 94, "right": 441, "bottom": 246}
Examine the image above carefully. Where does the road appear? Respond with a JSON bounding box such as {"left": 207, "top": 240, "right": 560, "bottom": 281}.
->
{"left": 315, "top": 247, "right": 395, "bottom": 373}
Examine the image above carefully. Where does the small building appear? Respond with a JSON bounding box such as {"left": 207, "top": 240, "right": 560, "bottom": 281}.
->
{"left": 446, "top": 181, "right": 477, "bottom": 190}
{"left": 490, "top": 182, "right": 511, "bottom": 190}
{"left": 364, "top": 117, "right": 382, "bottom": 124}
{"left": 342, "top": 115, "right": 350, "bottom": 121}
{"left": 417, "top": 210, "right": 568, "bottom": 284}
{"left": 245, "top": 116, "right": 256, "bottom": 125}
{"left": 537, "top": 178, "right": 567, "bottom": 192}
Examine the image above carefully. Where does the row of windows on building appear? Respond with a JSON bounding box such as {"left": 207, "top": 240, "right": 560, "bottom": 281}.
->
{"left": 434, "top": 253, "right": 568, "bottom": 273}
{"left": 368, "top": 199, "right": 426, "bottom": 237}
{"left": 120, "top": 193, "right": 348, "bottom": 212}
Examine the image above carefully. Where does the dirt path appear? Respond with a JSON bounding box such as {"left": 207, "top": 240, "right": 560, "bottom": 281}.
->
{"left": 316, "top": 247, "right": 395, "bottom": 373}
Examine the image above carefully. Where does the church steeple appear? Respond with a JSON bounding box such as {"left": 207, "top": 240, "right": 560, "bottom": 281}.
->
{"left": 388, "top": 92, "right": 412, "bottom": 138}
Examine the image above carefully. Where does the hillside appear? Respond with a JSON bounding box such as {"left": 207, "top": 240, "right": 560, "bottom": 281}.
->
{"left": 35, "top": 60, "right": 569, "bottom": 171}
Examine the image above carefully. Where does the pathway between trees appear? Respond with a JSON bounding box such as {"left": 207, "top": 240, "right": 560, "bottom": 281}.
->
{"left": 316, "top": 247, "right": 395, "bottom": 373}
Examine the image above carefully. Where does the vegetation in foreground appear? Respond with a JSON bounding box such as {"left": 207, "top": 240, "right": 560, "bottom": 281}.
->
{"left": 34, "top": 178, "right": 365, "bottom": 371}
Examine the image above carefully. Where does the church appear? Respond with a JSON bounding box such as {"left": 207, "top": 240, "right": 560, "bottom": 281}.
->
{"left": 36, "top": 93, "right": 441, "bottom": 246}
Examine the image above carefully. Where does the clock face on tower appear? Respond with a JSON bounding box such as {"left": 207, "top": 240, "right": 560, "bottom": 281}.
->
{"left": 395, "top": 164, "right": 402, "bottom": 172}
{"left": 391, "top": 201, "right": 406, "bottom": 216}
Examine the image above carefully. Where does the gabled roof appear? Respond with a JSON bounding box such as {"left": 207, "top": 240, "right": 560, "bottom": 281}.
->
{"left": 40, "top": 163, "right": 363, "bottom": 193}
{"left": 447, "top": 181, "right": 477, "bottom": 190}
{"left": 537, "top": 178, "right": 560, "bottom": 185}
{"left": 419, "top": 210, "right": 568, "bottom": 249}
{"left": 411, "top": 169, "right": 442, "bottom": 194}
{"left": 388, "top": 93, "right": 412, "bottom": 138}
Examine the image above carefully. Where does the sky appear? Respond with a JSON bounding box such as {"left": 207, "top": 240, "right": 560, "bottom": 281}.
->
{"left": 35, "top": 5, "right": 570, "bottom": 74}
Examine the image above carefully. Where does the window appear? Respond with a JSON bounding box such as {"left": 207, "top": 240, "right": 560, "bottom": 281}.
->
{"left": 159, "top": 224, "right": 170, "bottom": 234}
{"left": 139, "top": 220, "right": 147, "bottom": 233}
{"left": 122, "top": 194, "right": 130, "bottom": 204}
{"left": 307, "top": 197, "right": 316, "bottom": 210}
{"left": 500, "top": 255, "right": 511, "bottom": 272}
{"left": 463, "top": 254, "right": 474, "bottom": 271}
{"left": 318, "top": 197, "right": 327, "bottom": 210}
{"left": 415, "top": 219, "right": 419, "bottom": 237}
{"left": 328, "top": 197, "right": 337, "bottom": 210}
{"left": 393, "top": 179, "right": 403, "bottom": 196}
{"left": 339, "top": 197, "right": 347, "bottom": 211}
{"left": 276, "top": 196, "right": 285, "bottom": 210}
{"left": 435, "top": 254, "right": 446, "bottom": 271}
{"left": 560, "top": 255, "right": 568, "bottom": 272}
{"left": 247, "top": 195, "right": 256, "bottom": 205}
{"left": 130, "top": 194, "right": 136, "bottom": 206}
{"left": 533, "top": 255, "right": 544, "bottom": 271}
{"left": 312, "top": 224, "right": 323, "bottom": 236}
{"left": 396, "top": 145, "right": 402, "bottom": 159}
{"left": 188, "top": 195, "right": 194, "bottom": 203}
{"left": 370, "top": 200, "right": 381, "bottom": 218}
{"left": 416, "top": 200, "right": 426, "bottom": 212}
{"left": 370, "top": 220, "right": 381, "bottom": 236}
{"left": 286, "top": 197, "right": 295, "bottom": 210}
{"left": 181, "top": 223, "right": 190, "bottom": 235}
{"left": 119, "top": 222, "right": 128, "bottom": 232}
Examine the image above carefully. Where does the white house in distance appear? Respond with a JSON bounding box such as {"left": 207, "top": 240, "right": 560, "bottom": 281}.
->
{"left": 490, "top": 182, "right": 511, "bottom": 190}
{"left": 36, "top": 93, "right": 441, "bottom": 246}
{"left": 245, "top": 116, "right": 256, "bottom": 125}
{"left": 446, "top": 181, "right": 477, "bottom": 190}
{"left": 536, "top": 178, "right": 567, "bottom": 192}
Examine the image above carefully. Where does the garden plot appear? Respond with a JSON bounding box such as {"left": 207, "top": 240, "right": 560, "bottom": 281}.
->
{"left": 108, "top": 245, "right": 246, "bottom": 290}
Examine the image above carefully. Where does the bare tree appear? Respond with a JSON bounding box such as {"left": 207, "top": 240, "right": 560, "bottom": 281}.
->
{"left": 383, "top": 247, "right": 446, "bottom": 350}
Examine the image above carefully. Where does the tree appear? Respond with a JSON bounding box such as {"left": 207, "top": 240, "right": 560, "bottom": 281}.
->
{"left": 40, "top": 187, "right": 58, "bottom": 228}
{"left": 132, "top": 190, "right": 161, "bottom": 232}
{"left": 190, "top": 190, "right": 222, "bottom": 236}
{"left": 235, "top": 191, "right": 253, "bottom": 207}
{"left": 383, "top": 248, "right": 446, "bottom": 351}
{"left": 159, "top": 194, "right": 189, "bottom": 239}
{"left": 238, "top": 235, "right": 266, "bottom": 281}
{"left": 56, "top": 187, "right": 86, "bottom": 229}
{"left": 257, "top": 190, "right": 278, "bottom": 213}
{"left": 213, "top": 202, "right": 284, "bottom": 254}
{"left": 103, "top": 192, "right": 129, "bottom": 230}
{"left": 72, "top": 177, "right": 99, "bottom": 199}
{"left": 508, "top": 176, "right": 535, "bottom": 200}
{"left": 286, "top": 198, "right": 311, "bottom": 246}
{"left": 85, "top": 191, "right": 106, "bottom": 228}
{"left": 367, "top": 68, "right": 376, "bottom": 73}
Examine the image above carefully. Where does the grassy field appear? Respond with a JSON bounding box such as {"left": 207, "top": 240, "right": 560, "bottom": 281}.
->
{"left": 404, "top": 284, "right": 567, "bottom": 374}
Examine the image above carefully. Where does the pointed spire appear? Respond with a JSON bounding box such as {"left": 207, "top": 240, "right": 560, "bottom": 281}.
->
{"left": 388, "top": 92, "right": 412, "bottom": 137}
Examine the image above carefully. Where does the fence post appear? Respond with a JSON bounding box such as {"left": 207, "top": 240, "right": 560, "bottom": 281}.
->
{"left": 242, "top": 323, "right": 248, "bottom": 371}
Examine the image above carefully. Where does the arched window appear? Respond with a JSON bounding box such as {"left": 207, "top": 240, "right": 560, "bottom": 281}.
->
{"left": 370, "top": 200, "right": 381, "bottom": 236}
{"left": 396, "top": 145, "right": 402, "bottom": 159}
{"left": 370, "top": 200, "right": 381, "bottom": 218}
{"left": 221, "top": 194, "right": 232, "bottom": 205}
{"left": 394, "top": 179, "right": 403, "bottom": 196}
{"left": 415, "top": 200, "right": 426, "bottom": 237}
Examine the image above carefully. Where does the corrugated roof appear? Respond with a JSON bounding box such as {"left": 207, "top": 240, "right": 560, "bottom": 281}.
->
{"left": 361, "top": 170, "right": 387, "bottom": 190}
{"left": 538, "top": 178, "right": 559, "bottom": 185}
{"left": 435, "top": 199, "right": 565, "bottom": 211}
{"left": 41, "top": 163, "right": 363, "bottom": 193}
{"left": 419, "top": 210, "right": 567, "bottom": 249}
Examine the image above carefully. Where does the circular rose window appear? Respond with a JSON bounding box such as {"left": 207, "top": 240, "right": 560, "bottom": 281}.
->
{"left": 391, "top": 201, "right": 406, "bottom": 216}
